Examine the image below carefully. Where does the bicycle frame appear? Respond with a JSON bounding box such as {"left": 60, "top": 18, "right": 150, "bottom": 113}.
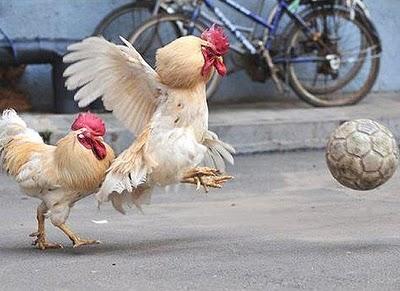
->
{"left": 189, "top": 0, "right": 324, "bottom": 64}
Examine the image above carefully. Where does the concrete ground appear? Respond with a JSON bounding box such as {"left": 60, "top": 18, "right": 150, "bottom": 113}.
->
{"left": 1, "top": 151, "right": 400, "bottom": 290}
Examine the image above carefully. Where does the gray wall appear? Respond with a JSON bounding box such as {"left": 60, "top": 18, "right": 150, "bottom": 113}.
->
{"left": 0, "top": 0, "right": 398, "bottom": 111}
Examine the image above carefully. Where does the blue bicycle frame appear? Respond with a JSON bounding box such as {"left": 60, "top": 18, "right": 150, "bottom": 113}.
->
{"left": 189, "top": 0, "right": 323, "bottom": 63}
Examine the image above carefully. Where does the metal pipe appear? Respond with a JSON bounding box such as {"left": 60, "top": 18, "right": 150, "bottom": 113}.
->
{"left": 0, "top": 38, "right": 80, "bottom": 113}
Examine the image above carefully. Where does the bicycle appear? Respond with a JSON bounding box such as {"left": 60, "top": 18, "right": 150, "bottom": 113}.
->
{"left": 127, "top": 0, "right": 381, "bottom": 107}
{"left": 94, "top": 1, "right": 157, "bottom": 42}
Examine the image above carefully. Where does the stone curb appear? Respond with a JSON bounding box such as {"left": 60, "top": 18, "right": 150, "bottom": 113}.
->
{"left": 19, "top": 93, "right": 400, "bottom": 154}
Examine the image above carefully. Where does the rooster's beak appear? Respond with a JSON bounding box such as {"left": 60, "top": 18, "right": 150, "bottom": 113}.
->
{"left": 200, "top": 40, "right": 210, "bottom": 47}
{"left": 201, "top": 40, "right": 218, "bottom": 53}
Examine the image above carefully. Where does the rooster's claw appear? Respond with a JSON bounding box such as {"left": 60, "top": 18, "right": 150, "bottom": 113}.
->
{"left": 73, "top": 239, "right": 101, "bottom": 248}
{"left": 181, "top": 167, "right": 233, "bottom": 192}
{"left": 30, "top": 232, "right": 63, "bottom": 250}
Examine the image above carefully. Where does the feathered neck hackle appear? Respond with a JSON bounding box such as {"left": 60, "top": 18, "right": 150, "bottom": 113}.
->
{"left": 156, "top": 36, "right": 208, "bottom": 89}
{"left": 55, "top": 132, "right": 114, "bottom": 192}
{"left": 155, "top": 25, "right": 229, "bottom": 89}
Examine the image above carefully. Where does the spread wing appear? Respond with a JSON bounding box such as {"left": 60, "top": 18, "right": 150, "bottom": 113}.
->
{"left": 63, "top": 36, "right": 163, "bottom": 135}
{"left": 202, "top": 130, "right": 235, "bottom": 172}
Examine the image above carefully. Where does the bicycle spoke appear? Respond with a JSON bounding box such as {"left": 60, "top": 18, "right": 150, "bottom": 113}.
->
{"left": 312, "top": 71, "right": 319, "bottom": 87}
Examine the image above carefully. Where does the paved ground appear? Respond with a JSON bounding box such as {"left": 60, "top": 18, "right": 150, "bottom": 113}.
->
{"left": 1, "top": 151, "right": 400, "bottom": 290}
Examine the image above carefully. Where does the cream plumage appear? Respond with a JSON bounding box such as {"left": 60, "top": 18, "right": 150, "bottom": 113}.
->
{"left": 63, "top": 26, "right": 234, "bottom": 213}
{"left": 0, "top": 110, "right": 114, "bottom": 249}
{"left": 64, "top": 36, "right": 160, "bottom": 135}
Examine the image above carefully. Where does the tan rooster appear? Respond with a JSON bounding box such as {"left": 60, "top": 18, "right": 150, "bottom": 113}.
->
{"left": 0, "top": 110, "right": 114, "bottom": 249}
{"left": 63, "top": 25, "right": 234, "bottom": 213}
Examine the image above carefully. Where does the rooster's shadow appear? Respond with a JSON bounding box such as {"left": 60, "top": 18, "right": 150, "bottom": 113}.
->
{"left": 0, "top": 234, "right": 219, "bottom": 257}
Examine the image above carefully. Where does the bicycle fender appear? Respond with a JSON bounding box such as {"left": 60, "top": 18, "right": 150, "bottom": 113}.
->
{"left": 281, "top": 4, "right": 381, "bottom": 54}
{"left": 355, "top": 7, "right": 382, "bottom": 53}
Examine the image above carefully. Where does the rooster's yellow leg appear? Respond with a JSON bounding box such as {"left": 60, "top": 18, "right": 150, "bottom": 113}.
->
{"left": 57, "top": 223, "right": 100, "bottom": 248}
{"left": 30, "top": 203, "right": 63, "bottom": 250}
{"left": 181, "top": 167, "right": 233, "bottom": 193}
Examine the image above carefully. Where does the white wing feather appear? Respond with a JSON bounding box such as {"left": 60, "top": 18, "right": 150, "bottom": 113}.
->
{"left": 202, "top": 130, "right": 235, "bottom": 171}
{"left": 63, "top": 36, "right": 163, "bottom": 135}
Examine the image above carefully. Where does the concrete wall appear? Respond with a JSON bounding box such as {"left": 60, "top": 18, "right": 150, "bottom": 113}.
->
{"left": 0, "top": 0, "right": 398, "bottom": 111}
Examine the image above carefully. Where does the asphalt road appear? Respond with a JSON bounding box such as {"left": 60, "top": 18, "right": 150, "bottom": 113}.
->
{"left": 1, "top": 151, "right": 400, "bottom": 290}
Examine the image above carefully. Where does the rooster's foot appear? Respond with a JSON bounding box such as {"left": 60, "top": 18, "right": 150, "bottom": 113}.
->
{"left": 182, "top": 167, "right": 233, "bottom": 192}
{"left": 56, "top": 223, "right": 101, "bottom": 248}
{"left": 30, "top": 232, "right": 63, "bottom": 250}
{"left": 73, "top": 239, "right": 101, "bottom": 248}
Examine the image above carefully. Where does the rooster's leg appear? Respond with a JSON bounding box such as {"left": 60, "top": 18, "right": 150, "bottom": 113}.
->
{"left": 181, "top": 167, "right": 233, "bottom": 193}
{"left": 30, "top": 203, "right": 63, "bottom": 250}
{"left": 57, "top": 223, "right": 100, "bottom": 248}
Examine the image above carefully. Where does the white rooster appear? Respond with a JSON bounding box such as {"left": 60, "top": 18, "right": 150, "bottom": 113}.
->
{"left": 63, "top": 25, "right": 234, "bottom": 213}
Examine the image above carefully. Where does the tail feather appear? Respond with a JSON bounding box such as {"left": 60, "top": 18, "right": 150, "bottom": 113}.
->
{"left": 97, "top": 186, "right": 152, "bottom": 215}
{"left": 0, "top": 109, "right": 43, "bottom": 171}
{"left": 95, "top": 127, "right": 154, "bottom": 214}
{"left": 0, "top": 109, "right": 27, "bottom": 143}
{"left": 0, "top": 109, "right": 43, "bottom": 147}
{"left": 1, "top": 109, "right": 27, "bottom": 128}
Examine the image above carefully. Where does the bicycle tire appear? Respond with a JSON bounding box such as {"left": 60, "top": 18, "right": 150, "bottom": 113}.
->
{"left": 286, "top": 6, "right": 380, "bottom": 107}
{"left": 93, "top": 1, "right": 156, "bottom": 39}
{"left": 128, "top": 13, "right": 222, "bottom": 100}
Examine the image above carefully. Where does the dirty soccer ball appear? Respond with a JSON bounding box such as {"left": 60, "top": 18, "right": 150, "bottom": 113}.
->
{"left": 326, "top": 119, "right": 399, "bottom": 190}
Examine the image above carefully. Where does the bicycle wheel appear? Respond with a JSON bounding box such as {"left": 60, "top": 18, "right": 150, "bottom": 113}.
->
{"left": 93, "top": 1, "right": 155, "bottom": 42}
{"left": 128, "top": 13, "right": 221, "bottom": 99}
{"left": 286, "top": 6, "right": 380, "bottom": 107}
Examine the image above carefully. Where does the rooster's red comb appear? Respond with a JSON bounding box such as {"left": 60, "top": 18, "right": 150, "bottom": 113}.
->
{"left": 201, "top": 24, "right": 229, "bottom": 56}
{"left": 71, "top": 112, "right": 105, "bottom": 137}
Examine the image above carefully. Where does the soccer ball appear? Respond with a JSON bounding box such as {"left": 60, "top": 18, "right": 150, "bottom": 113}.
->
{"left": 326, "top": 119, "right": 399, "bottom": 190}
